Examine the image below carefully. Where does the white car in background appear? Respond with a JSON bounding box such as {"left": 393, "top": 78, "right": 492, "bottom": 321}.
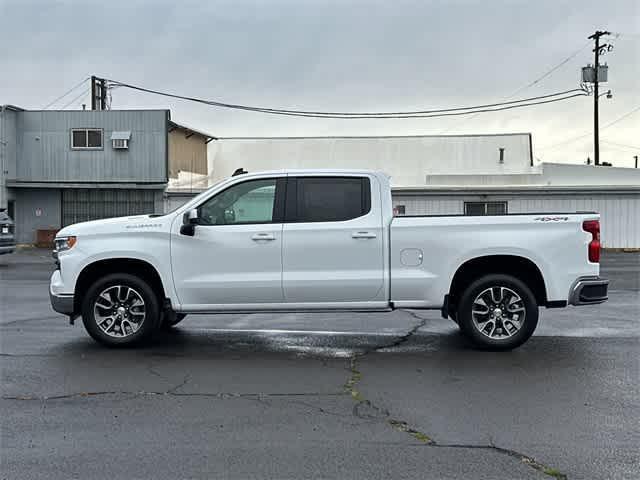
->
{"left": 50, "top": 169, "right": 608, "bottom": 350}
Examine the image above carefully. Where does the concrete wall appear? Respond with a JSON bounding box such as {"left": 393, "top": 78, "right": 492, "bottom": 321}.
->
{"left": 10, "top": 110, "right": 168, "bottom": 184}
{"left": 168, "top": 129, "right": 208, "bottom": 178}
{"left": 13, "top": 188, "right": 61, "bottom": 244}
{"left": 208, "top": 134, "right": 534, "bottom": 186}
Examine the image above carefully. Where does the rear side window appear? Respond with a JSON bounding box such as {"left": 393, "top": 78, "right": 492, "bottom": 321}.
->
{"left": 287, "top": 177, "right": 371, "bottom": 223}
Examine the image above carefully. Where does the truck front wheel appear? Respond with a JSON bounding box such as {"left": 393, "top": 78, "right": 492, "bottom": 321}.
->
{"left": 81, "top": 273, "right": 161, "bottom": 347}
{"left": 457, "top": 274, "right": 538, "bottom": 350}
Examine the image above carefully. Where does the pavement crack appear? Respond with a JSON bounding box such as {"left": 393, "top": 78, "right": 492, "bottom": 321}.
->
{"left": 343, "top": 312, "right": 567, "bottom": 480}
{"left": 2, "top": 391, "right": 345, "bottom": 401}
{"left": 166, "top": 373, "right": 191, "bottom": 394}
{"left": 374, "top": 310, "right": 428, "bottom": 351}
{"left": 429, "top": 444, "right": 567, "bottom": 479}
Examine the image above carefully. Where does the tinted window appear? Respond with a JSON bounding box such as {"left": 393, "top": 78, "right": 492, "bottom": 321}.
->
{"left": 291, "top": 177, "right": 370, "bottom": 223}
{"left": 72, "top": 130, "right": 86, "bottom": 148}
{"left": 87, "top": 129, "right": 103, "bottom": 148}
{"left": 71, "top": 129, "right": 103, "bottom": 149}
{"left": 197, "top": 179, "right": 278, "bottom": 225}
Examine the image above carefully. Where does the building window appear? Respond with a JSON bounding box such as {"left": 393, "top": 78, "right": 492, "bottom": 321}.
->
{"left": 464, "top": 201, "right": 507, "bottom": 216}
{"left": 71, "top": 129, "right": 103, "bottom": 149}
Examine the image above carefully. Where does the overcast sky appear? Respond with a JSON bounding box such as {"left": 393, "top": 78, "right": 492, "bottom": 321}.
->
{"left": 1, "top": 0, "right": 638, "bottom": 167}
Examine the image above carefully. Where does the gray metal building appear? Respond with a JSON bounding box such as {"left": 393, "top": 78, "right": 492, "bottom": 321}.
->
{"left": 0, "top": 107, "right": 169, "bottom": 243}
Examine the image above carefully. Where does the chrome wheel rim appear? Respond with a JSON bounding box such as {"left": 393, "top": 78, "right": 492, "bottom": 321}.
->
{"left": 93, "top": 285, "right": 145, "bottom": 338}
{"left": 471, "top": 286, "right": 525, "bottom": 339}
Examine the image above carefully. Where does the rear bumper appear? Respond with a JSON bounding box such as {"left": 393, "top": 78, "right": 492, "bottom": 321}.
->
{"left": 0, "top": 245, "right": 15, "bottom": 255}
{"left": 569, "top": 277, "right": 609, "bottom": 305}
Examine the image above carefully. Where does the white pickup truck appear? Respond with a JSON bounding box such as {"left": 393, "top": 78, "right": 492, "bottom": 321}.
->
{"left": 50, "top": 169, "right": 608, "bottom": 350}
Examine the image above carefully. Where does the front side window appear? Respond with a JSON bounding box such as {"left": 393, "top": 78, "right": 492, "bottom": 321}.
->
{"left": 197, "top": 178, "right": 279, "bottom": 225}
{"left": 290, "top": 177, "right": 371, "bottom": 223}
{"left": 71, "top": 129, "right": 103, "bottom": 149}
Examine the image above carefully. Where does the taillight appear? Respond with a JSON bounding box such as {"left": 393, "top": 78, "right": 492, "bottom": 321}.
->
{"left": 583, "top": 220, "right": 600, "bottom": 263}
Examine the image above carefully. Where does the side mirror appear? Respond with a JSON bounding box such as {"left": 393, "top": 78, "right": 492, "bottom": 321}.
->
{"left": 180, "top": 209, "right": 199, "bottom": 236}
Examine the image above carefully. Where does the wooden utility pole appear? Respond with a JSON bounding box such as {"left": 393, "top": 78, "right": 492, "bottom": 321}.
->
{"left": 588, "top": 30, "right": 611, "bottom": 166}
{"left": 90, "top": 75, "right": 97, "bottom": 110}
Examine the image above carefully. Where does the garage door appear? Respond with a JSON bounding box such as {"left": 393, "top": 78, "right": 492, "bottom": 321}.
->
{"left": 62, "top": 189, "right": 157, "bottom": 227}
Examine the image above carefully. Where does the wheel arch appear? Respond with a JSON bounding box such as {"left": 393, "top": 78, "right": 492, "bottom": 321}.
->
{"left": 447, "top": 255, "right": 547, "bottom": 314}
{"left": 74, "top": 258, "right": 167, "bottom": 314}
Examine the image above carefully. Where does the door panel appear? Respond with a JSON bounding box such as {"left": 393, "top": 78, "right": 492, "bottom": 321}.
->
{"left": 282, "top": 176, "right": 384, "bottom": 303}
{"left": 171, "top": 177, "right": 285, "bottom": 308}
{"left": 171, "top": 223, "right": 283, "bottom": 306}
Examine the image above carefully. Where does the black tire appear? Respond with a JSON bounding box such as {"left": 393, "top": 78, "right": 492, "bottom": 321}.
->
{"left": 457, "top": 274, "right": 538, "bottom": 351}
{"left": 81, "top": 273, "right": 161, "bottom": 347}
{"left": 162, "top": 311, "right": 187, "bottom": 329}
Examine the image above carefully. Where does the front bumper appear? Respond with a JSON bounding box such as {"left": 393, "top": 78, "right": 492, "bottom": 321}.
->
{"left": 569, "top": 277, "right": 609, "bottom": 305}
{"left": 50, "top": 270, "right": 75, "bottom": 315}
{"left": 0, "top": 245, "right": 15, "bottom": 255}
{"left": 50, "top": 291, "right": 75, "bottom": 315}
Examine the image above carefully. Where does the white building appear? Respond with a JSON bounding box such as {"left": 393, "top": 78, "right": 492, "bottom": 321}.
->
{"left": 166, "top": 133, "right": 640, "bottom": 249}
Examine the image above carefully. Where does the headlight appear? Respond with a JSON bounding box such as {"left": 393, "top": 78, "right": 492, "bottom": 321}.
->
{"left": 54, "top": 236, "right": 77, "bottom": 252}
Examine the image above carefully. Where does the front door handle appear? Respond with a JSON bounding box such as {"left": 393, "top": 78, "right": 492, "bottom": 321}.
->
{"left": 251, "top": 233, "right": 276, "bottom": 241}
{"left": 352, "top": 231, "right": 377, "bottom": 239}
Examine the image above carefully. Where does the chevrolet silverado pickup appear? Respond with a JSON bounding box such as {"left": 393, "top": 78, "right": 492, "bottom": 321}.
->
{"left": 50, "top": 169, "right": 608, "bottom": 349}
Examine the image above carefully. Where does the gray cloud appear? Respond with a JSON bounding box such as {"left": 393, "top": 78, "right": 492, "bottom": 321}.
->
{"left": 1, "top": 0, "right": 638, "bottom": 166}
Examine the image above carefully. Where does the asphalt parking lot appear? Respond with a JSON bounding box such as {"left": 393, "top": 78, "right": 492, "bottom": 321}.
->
{"left": 1, "top": 249, "right": 638, "bottom": 480}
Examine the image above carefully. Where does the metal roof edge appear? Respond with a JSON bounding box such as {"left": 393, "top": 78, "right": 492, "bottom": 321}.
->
{"left": 7, "top": 181, "right": 167, "bottom": 189}
{"left": 168, "top": 120, "right": 217, "bottom": 141}
{"left": 392, "top": 185, "right": 640, "bottom": 195}
{"left": 214, "top": 132, "right": 533, "bottom": 140}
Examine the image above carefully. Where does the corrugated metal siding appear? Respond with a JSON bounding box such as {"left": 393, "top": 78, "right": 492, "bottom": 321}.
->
{"left": 62, "top": 189, "right": 157, "bottom": 226}
{"left": 13, "top": 110, "right": 167, "bottom": 183}
{"left": 0, "top": 109, "right": 18, "bottom": 209}
{"left": 509, "top": 194, "right": 640, "bottom": 249}
{"left": 13, "top": 188, "right": 61, "bottom": 244}
{"left": 392, "top": 192, "right": 640, "bottom": 248}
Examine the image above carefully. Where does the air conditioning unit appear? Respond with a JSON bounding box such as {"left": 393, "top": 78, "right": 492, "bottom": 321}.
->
{"left": 111, "top": 131, "right": 131, "bottom": 150}
{"left": 112, "top": 138, "right": 128, "bottom": 149}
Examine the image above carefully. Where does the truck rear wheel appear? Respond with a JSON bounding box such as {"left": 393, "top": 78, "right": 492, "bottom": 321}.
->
{"left": 457, "top": 274, "right": 538, "bottom": 350}
{"left": 81, "top": 273, "right": 161, "bottom": 347}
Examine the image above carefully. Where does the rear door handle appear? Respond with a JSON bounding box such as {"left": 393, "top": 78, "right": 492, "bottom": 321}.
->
{"left": 251, "top": 233, "right": 276, "bottom": 241}
{"left": 352, "top": 231, "right": 377, "bottom": 239}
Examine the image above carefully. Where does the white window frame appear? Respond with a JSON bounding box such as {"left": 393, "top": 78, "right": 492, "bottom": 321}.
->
{"left": 70, "top": 128, "right": 104, "bottom": 150}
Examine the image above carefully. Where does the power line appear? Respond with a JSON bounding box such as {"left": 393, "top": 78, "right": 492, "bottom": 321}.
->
{"left": 439, "top": 41, "right": 591, "bottom": 133}
{"left": 58, "top": 87, "right": 91, "bottom": 110}
{"left": 539, "top": 104, "right": 640, "bottom": 150}
{"left": 601, "top": 104, "right": 640, "bottom": 129}
{"left": 42, "top": 77, "right": 90, "bottom": 109}
{"left": 103, "top": 77, "right": 586, "bottom": 119}
{"left": 601, "top": 140, "right": 640, "bottom": 150}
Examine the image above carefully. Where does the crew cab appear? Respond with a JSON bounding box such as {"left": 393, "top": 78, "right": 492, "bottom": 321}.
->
{"left": 50, "top": 170, "right": 608, "bottom": 349}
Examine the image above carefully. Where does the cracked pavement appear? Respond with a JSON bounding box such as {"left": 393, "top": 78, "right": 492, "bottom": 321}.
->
{"left": 1, "top": 250, "right": 639, "bottom": 479}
